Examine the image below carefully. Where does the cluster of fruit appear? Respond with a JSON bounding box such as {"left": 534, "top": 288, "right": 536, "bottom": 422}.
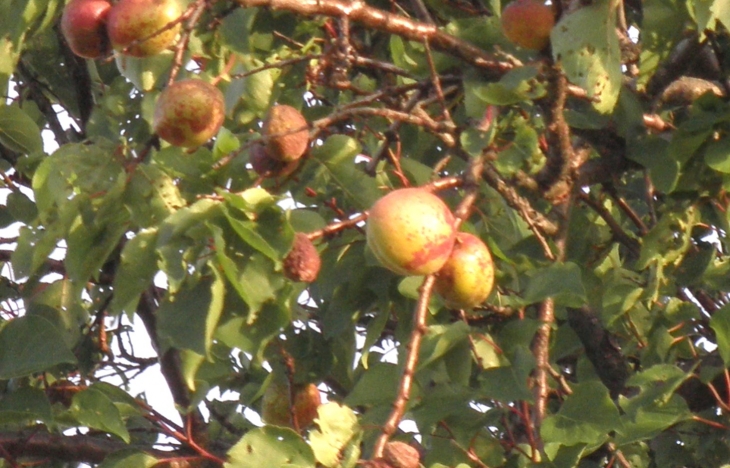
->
{"left": 61, "top": 0, "right": 313, "bottom": 151}
{"left": 60, "top": 0, "right": 181, "bottom": 59}
{"left": 367, "top": 188, "right": 495, "bottom": 310}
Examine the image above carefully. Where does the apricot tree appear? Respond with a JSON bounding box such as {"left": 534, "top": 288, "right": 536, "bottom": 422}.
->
{"left": 1, "top": 0, "right": 730, "bottom": 467}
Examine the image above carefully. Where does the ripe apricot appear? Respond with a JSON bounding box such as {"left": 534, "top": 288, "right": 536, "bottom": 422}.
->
{"left": 501, "top": 0, "right": 555, "bottom": 51}
{"left": 367, "top": 188, "right": 456, "bottom": 276}
{"left": 434, "top": 232, "right": 494, "bottom": 309}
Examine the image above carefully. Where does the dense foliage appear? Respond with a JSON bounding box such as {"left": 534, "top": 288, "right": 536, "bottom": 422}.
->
{"left": 1, "top": 0, "right": 730, "bottom": 466}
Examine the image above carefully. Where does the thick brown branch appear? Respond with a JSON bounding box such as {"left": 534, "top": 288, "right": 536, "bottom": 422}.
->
{"left": 237, "top": 0, "right": 511, "bottom": 73}
{"left": 0, "top": 430, "right": 169, "bottom": 463}
{"left": 566, "top": 306, "right": 629, "bottom": 399}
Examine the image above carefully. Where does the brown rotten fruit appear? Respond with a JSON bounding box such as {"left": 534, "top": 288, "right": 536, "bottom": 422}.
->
{"left": 434, "top": 232, "right": 494, "bottom": 309}
{"left": 153, "top": 79, "right": 225, "bottom": 148}
{"left": 60, "top": 0, "right": 112, "bottom": 59}
{"left": 250, "top": 142, "right": 300, "bottom": 179}
{"left": 501, "top": 0, "right": 554, "bottom": 51}
{"left": 283, "top": 233, "right": 321, "bottom": 282}
{"left": 263, "top": 104, "right": 309, "bottom": 162}
{"left": 107, "top": 0, "right": 182, "bottom": 57}
{"left": 383, "top": 441, "right": 420, "bottom": 468}
{"left": 261, "top": 378, "right": 321, "bottom": 430}
{"left": 367, "top": 188, "right": 456, "bottom": 276}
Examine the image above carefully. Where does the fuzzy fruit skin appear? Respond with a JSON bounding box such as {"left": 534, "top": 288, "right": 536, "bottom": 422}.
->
{"left": 434, "top": 232, "right": 494, "bottom": 309}
{"left": 367, "top": 188, "right": 456, "bottom": 276}
{"left": 261, "top": 380, "right": 321, "bottom": 430}
{"left": 263, "top": 105, "right": 309, "bottom": 162}
{"left": 250, "top": 142, "right": 300, "bottom": 178}
{"left": 501, "top": 0, "right": 554, "bottom": 51}
{"left": 153, "top": 79, "right": 225, "bottom": 148}
{"left": 107, "top": 0, "right": 181, "bottom": 57}
{"left": 60, "top": 0, "right": 112, "bottom": 59}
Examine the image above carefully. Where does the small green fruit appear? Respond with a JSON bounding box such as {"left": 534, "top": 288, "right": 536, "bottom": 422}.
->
{"left": 153, "top": 79, "right": 225, "bottom": 148}
{"left": 107, "top": 0, "right": 182, "bottom": 57}
{"left": 501, "top": 0, "right": 554, "bottom": 51}
{"left": 263, "top": 105, "right": 309, "bottom": 162}
{"left": 434, "top": 232, "right": 494, "bottom": 309}
{"left": 367, "top": 188, "right": 456, "bottom": 276}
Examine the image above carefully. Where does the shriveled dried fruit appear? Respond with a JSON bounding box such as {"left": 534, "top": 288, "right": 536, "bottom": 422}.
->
{"left": 263, "top": 104, "right": 309, "bottom": 162}
{"left": 383, "top": 441, "right": 420, "bottom": 468}
{"left": 250, "top": 142, "right": 300, "bottom": 178}
{"left": 283, "top": 233, "right": 321, "bottom": 282}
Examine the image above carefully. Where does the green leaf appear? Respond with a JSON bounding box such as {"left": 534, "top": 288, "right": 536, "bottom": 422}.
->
{"left": 308, "top": 403, "right": 362, "bottom": 468}
{"left": 110, "top": 229, "right": 159, "bottom": 316}
{"left": 236, "top": 55, "right": 278, "bottom": 112}
{"left": 32, "top": 141, "right": 125, "bottom": 218}
{"left": 157, "top": 274, "right": 226, "bottom": 356}
{"left": 551, "top": 1, "right": 622, "bottom": 113}
{"left": 219, "top": 8, "right": 255, "bottom": 54}
{"left": 98, "top": 450, "right": 158, "bottom": 468}
{"left": 6, "top": 190, "right": 37, "bottom": 223}
{"left": 710, "top": 303, "right": 730, "bottom": 365}
{"left": 310, "top": 135, "right": 380, "bottom": 210}
{"left": 114, "top": 52, "right": 174, "bottom": 91}
{"left": 0, "top": 387, "right": 53, "bottom": 425}
{"left": 0, "top": 315, "right": 77, "bottom": 378}
{"left": 0, "top": 105, "right": 42, "bottom": 154}
{"left": 211, "top": 226, "right": 285, "bottom": 315}
{"left": 157, "top": 198, "right": 222, "bottom": 244}
{"left": 65, "top": 207, "right": 128, "bottom": 283}
{"left": 616, "top": 364, "right": 693, "bottom": 444}
{"left": 479, "top": 345, "right": 534, "bottom": 402}
{"left": 522, "top": 262, "right": 586, "bottom": 307}
{"left": 71, "top": 388, "right": 131, "bottom": 443}
{"left": 224, "top": 205, "right": 294, "bottom": 263}
{"left": 418, "top": 322, "right": 471, "bottom": 370}
{"left": 627, "top": 137, "right": 680, "bottom": 193}
{"left": 215, "top": 301, "right": 290, "bottom": 362}
{"left": 541, "top": 381, "right": 621, "bottom": 446}
{"left": 691, "top": 0, "right": 730, "bottom": 38}
{"left": 345, "top": 361, "right": 400, "bottom": 406}
{"left": 704, "top": 137, "right": 730, "bottom": 173}
{"left": 125, "top": 164, "right": 186, "bottom": 227}
{"left": 471, "top": 66, "right": 546, "bottom": 105}
{"left": 636, "top": 208, "right": 696, "bottom": 269}
{"left": 225, "top": 426, "right": 316, "bottom": 468}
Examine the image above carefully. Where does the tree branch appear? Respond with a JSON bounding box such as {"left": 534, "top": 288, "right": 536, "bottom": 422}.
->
{"left": 0, "top": 430, "right": 169, "bottom": 463}
{"left": 566, "top": 306, "right": 630, "bottom": 399}
{"left": 237, "top": 0, "right": 512, "bottom": 74}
